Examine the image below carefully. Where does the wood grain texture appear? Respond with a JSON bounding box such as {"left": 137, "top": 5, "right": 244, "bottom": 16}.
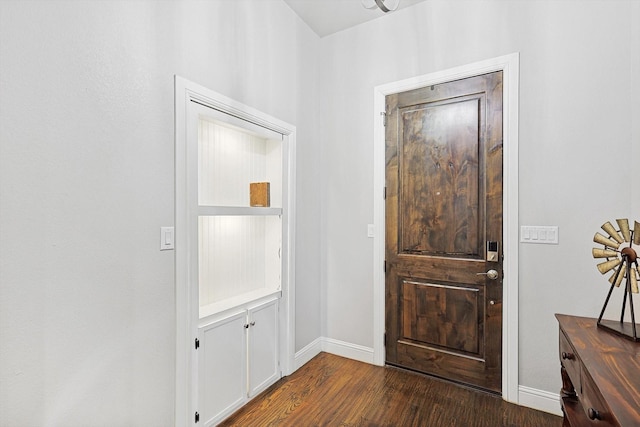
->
{"left": 400, "top": 98, "right": 480, "bottom": 256}
{"left": 401, "top": 280, "right": 481, "bottom": 355}
{"left": 250, "top": 182, "right": 270, "bottom": 207}
{"left": 219, "top": 352, "right": 561, "bottom": 427}
{"left": 386, "top": 72, "right": 503, "bottom": 392}
{"left": 556, "top": 314, "right": 640, "bottom": 427}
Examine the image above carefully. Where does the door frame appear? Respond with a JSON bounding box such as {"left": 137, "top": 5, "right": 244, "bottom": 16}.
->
{"left": 174, "top": 76, "right": 297, "bottom": 427}
{"left": 372, "top": 53, "right": 519, "bottom": 402}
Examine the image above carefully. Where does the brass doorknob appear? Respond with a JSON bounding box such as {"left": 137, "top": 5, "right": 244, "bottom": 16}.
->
{"left": 477, "top": 269, "right": 499, "bottom": 280}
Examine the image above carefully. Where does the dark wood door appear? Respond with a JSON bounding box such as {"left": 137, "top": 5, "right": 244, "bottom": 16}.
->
{"left": 385, "top": 72, "right": 503, "bottom": 393}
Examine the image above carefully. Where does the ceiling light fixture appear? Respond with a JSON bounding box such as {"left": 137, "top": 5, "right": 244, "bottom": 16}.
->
{"left": 361, "top": 0, "right": 399, "bottom": 13}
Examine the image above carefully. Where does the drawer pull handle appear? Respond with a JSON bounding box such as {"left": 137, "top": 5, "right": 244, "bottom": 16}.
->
{"left": 561, "top": 351, "right": 575, "bottom": 360}
{"left": 588, "top": 407, "right": 601, "bottom": 420}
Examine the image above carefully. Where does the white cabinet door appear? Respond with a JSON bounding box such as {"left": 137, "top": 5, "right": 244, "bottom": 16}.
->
{"left": 198, "top": 311, "right": 247, "bottom": 427}
{"left": 197, "top": 298, "right": 280, "bottom": 426}
{"left": 248, "top": 299, "right": 280, "bottom": 397}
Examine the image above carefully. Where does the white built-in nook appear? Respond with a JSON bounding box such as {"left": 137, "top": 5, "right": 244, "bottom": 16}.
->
{"left": 197, "top": 117, "right": 284, "bottom": 317}
{"left": 175, "top": 76, "right": 295, "bottom": 427}
{"left": 195, "top": 116, "right": 284, "bottom": 424}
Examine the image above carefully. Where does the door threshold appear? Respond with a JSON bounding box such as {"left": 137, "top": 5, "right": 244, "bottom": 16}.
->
{"left": 385, "top": 362, "right": 502, "bottom": 397}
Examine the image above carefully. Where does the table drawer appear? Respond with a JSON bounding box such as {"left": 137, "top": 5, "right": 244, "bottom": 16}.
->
{"left": 581, "top": 371, "right": 617, "bottom": 426}
{"left": 559, "top": 331, "right": 581, "bottom": 393}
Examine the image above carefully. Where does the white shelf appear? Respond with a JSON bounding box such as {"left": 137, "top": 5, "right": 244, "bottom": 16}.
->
{"left": 197, "top": 206, "right": 282, "bottom": 216}
{"left": 199, "top": 289, "right": 281, "bottom": 323}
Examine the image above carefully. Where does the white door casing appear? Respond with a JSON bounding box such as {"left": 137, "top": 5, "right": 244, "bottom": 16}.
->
{"left": 372, "top": 53, "right": 520, "bottom": 402}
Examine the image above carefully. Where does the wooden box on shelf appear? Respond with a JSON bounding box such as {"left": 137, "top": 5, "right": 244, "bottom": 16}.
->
{"left": 250, "top": 182, "right": 270, "bottom": 207}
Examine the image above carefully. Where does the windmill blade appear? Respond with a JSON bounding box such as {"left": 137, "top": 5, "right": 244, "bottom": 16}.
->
{"left": 608, "top": 263, "right": 626, "bottom": 287}
{"left": 598, "top": 258, "right": 622, "bottom": 274}
{"left": 631, "top": 266, "right": 639, "bottom": 294}
{"left": 592, "top": 248, "right": 619, "bottom": 258}
{"left": 601, "top": 221, "right": 624, "bottom": 244}
{"left": 593, "top": 232, "right": 621, "bottom": 249}
{"left": 634, "top": 221, "right": 640, "bottom": 245}
{"left": 616, "top": 218, "right": 631, "bottom": 242}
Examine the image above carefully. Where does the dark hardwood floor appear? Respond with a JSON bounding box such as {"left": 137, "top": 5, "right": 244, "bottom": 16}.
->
{"left": 220, "top": 352, "right": 562, "bottom": 427}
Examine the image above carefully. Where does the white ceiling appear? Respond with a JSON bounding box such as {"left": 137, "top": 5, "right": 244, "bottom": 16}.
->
{"left": 282, "top": 0, "right": 429, "bottom": 37}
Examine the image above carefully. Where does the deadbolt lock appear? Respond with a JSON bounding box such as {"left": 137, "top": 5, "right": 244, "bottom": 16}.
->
{"left": 487, "top": 241, "right": 499, "bottom": 262}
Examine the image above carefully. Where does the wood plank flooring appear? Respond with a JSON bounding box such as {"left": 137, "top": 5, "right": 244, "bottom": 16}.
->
{"left": 220, "top": 352, "right": 562, "bottom": 427}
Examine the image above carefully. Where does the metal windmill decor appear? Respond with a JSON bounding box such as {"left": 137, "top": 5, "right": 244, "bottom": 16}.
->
{"left": 592, "top": 219, "right": 640, "bottom": 341}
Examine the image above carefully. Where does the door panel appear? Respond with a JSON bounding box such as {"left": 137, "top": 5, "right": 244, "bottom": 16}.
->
{"left": 400, "top": 97, "right": 481, "bottom": 257}
{"left": 385, "top": 72, "right": 503, "bottom": 393}
{"left": 401, "top": 281, "right": 482, "bottom": 356}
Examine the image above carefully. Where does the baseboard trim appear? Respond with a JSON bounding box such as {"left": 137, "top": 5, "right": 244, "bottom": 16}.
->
{"left": 294, "top": 336, "right": 375, "bottom": 371}
{"left": 294, "top": 337, "right": 322, "bottom": 371}
{"left": 518, "top": 385, "right": 562, "bottom": 417}
{"left": 321, "top": 337, "right": 374, "bottom": 364}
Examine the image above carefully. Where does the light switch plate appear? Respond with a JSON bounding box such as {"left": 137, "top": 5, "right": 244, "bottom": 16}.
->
{"left": 367, "top": 224, "right": 375, "bottom": 238}
{"left": 161, "top": 226, "right": 174, "bottom": 250}
{"left": 520, "top": 226, "right": 558, "bottom": 244}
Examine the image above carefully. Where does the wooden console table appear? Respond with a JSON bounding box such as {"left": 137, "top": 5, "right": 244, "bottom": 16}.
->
{"left": 556, "top": 314, "right": 640, "bottom": 426}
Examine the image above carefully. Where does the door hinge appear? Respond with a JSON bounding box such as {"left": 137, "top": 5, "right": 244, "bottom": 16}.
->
{"left": 381, "top": 111, "right": 387, "bottom": 127}
{"left": 194, "top": 338, "right": 200, "bottom": 350}
{"left": 195, "top": 411, "right": 200, "bottom": 423}
{"left": 384, "top": 333, "right": 387, "bottom": 346}
{"left": 383, "top": 186, "right": 387, "bottom": 200}
{"left": 384, "top": 260, "right": 387, "bottom": 273}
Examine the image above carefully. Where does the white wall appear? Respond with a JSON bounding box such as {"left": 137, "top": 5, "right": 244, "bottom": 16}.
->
{"left": 1, "top": 0, "right": 638, "bottom": 424}
{"left": 318, "top": 0, "right": 639, "bottom": 396}
{"left": 0, "top": 1, "right": 322, "bottom": 425}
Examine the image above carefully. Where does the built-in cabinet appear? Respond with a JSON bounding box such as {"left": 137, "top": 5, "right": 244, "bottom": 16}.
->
{"left": 191, "top": 101, "right": 288, "bottom": 426}
{"left": 175, "top": 77, "right": 294, "bottom": 427}
{"left": 198, "top": 298, "right": 279, "bottom": 426}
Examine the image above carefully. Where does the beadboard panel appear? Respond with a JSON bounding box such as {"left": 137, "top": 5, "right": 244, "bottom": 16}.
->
{"left": 198, "top": 118, "right": 282, "bottom": 208}
{"left": 199, "top": 215, "right": 281, "bottom": 306}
